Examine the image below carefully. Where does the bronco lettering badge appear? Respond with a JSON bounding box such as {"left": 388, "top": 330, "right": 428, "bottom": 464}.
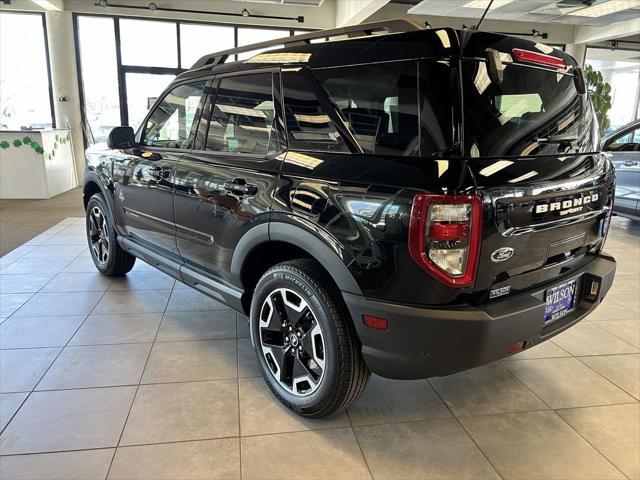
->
{"left": 535, "top": 192, "right": 599, "bottom": 217}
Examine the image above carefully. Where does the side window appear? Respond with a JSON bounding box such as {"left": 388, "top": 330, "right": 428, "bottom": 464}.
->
{"left": 314, "top": 61, "right": 421, "bottom": 156}
{"left": 205, "top": 73, "right": 276, "bottom": 155}
{"left": 282, "top": 72, "right": 349, "bottom": 152}
{"left": 143, "top": 81, "right": 206, "bottom": 149}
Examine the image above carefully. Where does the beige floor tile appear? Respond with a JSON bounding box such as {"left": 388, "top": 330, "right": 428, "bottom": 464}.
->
{"left": 0, "top": 315, "right": 85, "bottom": 349}
{"left": 0, "top": 257, "right": 73, "bottom": 275}
{"left": 586, "top": 299, "right": 638, "bottom": 322}
{"left": 241, "top": 428, "right": 371, "bottom": 480}
{"left": 609, "top": 294, "right": 640, "bottom": 314}
{"left": 0, "top": 273, "right": 54, "bottom": 293}
{"left": 166, "top": 289, "right": 228, "bottom": 312}
{"left": 108, "top": 269, "right": 176, "bottom": 291}
{"left": 0, "top": 386, "right": 136, "bottom": 454}
{"left": 558, "top": 403, "right": 640, "bottom": 480}
{"left": 236, "top": 313, "right": 250, "bottom": 338}
{"left": 13, "top": 291, "right": 103, "bottom": 317}
{"left": 109, "top": 439, "right": 240, "bottom": 480}
{"left": 142, "top": 339, "right": 237, "bottom": 383}
{"left": 460, "top": 410, "right": 625, "bottom": 480}
{"left": 0, "top": 348, "right": 60, "bottom": 393}
{"left": 237, "top": 338, "right": 260, "bottom": 378}
{"left": 37, "top": 343, "right": 152, "bottom": 390}
{"left": 503, "top": 340, "right": 570, "bottom": 360}
{"left": 41, "top": 272, "right": 113, "bottom": 292}
{"left": 93, "top": 290, "right": 171, "bottom": 315}
{"left": 2, "top": 245, "right": 36, "bottom": 259}
{"left": 21, "top": 244, "right": 86, "bottom": 259}
{"left": 349, "top": 375, "right": 451, "bottom": 426}
{"left": 42, "top": 233, "right": 89, "bottom": 246}
{"left": 69, "top": 313, "right": 162, "bottom": 346}
{"left": 239, "top": 377, "right": 350, "bottom": 436}
{"left": 579, "top": 353, "right": 640, "bottom": 399}
{"left": 0, "top": 449, "right": 114, "bottom": 480}
{"left": 156, "top": 310, "right": 236, "bottom": 342}
{"left": 595, "top": 319, "right": 640, "bottom": 348}
{"left": 552, "top": 322, "right": 638, "bottom": 356}
{"left": 0, "top": 392, "right": 28, "bottom": 429}
{"left": 429, "top": 362, "right": 548, "bottom": 417}
{"left": 355, "top": 419, "right": 500, "bottom": 480}
{"left": 62, "top": 256, "right": 99, "bottom": 273}
{"left": 120, "top": 380, "right": 239, "bottom": 445}
{"left": 0, "top": 293, "right": 33, "bottom": 316}
{"left": 504, "top": 357, "right": 636, "bottom": 408}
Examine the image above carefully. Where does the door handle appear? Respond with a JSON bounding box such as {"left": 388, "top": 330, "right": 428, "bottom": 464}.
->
{"left": 623, "top": 160, "right": 639, "bottom": 167}
{"left": 149, "top": 166, "right": 170, "bottom": 180}
{"left": 224, "top": 178, "right": 258, "bottom": 196}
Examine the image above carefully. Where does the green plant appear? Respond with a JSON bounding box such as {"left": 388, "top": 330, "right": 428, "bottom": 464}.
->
{"left": 584, "top": 64, "right": 612, "bottom": 136}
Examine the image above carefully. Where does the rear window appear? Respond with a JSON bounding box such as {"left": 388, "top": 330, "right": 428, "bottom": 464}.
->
{"left": 309, "top": 60, "right": 453, "bottom": 157}
{"left": 462, "top": 61, "right": 596, "bottom": 157}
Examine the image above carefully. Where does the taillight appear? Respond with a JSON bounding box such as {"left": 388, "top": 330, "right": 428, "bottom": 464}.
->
{"left": 408, "top": 194, "right": 483, "bottom": 287}
{"left": 512, "top": 48, "right": 566, "bottom": 70}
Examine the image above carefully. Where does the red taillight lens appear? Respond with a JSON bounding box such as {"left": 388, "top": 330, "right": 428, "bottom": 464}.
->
{"left": 362, "top": 314, "right": 388, "bottom": 331}
{"left": 512, "top": 48, "right": 566, "bottom": 69}
{"left": 408, "top": 194, "right": 483, "bottom": 287}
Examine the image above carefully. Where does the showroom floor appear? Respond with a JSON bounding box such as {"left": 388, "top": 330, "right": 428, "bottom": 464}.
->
{"left": 0, "top": 216, "right": 638, "bottom": 480}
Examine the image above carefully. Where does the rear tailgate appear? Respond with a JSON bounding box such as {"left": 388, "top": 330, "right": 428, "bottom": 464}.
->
{"left": 459, "top": 32, "right": 615, "bottom": 299}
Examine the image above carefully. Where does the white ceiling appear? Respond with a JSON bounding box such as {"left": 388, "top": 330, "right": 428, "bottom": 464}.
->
{"left": 407, "top": 0, "right": 640, "bottom": 26}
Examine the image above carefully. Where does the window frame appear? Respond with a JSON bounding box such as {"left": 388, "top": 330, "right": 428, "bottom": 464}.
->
{"left": 0, "top": 11, "right": 55, "bottom": 130}
{"left": 72, "top": 12, "right": 311, "bottom": 148}
{"left": 195, "top": 67, "right": 287, "bottom": 160}
{"left": 137, "top": 76, "right": 212, "bottom": 152}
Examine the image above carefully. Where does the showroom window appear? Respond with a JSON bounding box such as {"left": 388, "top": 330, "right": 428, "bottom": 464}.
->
{"left": 0, "top": 12, "right": 54, "bottom": 130}
{"left": 585, "top": 46, "right": 640, "bottom": 134}
{"left": 206, "top": 74, "right": 276, "bottom": 155}
{"left": 75, "top": 15, "right": 301, "bottom": 145}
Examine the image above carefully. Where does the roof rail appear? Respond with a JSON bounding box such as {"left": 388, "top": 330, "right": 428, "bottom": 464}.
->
{"left": 191, "top": 18, "right": 424, "bottom": 69}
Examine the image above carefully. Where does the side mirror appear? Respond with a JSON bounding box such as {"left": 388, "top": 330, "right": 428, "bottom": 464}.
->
{"left": 107, "top": 126, "right": 135, "bottom": 149}
{"left": 574, "top": 67, "right": 586, "bottom": 95}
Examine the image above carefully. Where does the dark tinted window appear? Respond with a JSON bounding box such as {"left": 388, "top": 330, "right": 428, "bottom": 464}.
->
{"left": 206, "top": 73, "right": 276, "bottom": 155}
{"left": 312, "top": 61, "right": 452, "bottom": 157}
{"left": 143, "top": 81, "right": 206, "bottom": 149}
{"left": 282, "top": 71, "right": 349, "bottom": 153}
{"left": 462, "top": 61, "right": 596, "bottom": 157}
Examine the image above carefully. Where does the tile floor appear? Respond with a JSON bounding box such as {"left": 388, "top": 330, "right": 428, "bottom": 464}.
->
{"left": 0, "top": 216, "right": 638, "bottom": 480}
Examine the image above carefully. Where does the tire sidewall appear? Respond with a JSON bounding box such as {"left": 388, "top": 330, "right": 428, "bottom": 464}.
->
{"left": 250, "top": 266, "right": 341, "bottom": 410}
{"left": 86, "top": 194, "right": 118, "bottom": 275}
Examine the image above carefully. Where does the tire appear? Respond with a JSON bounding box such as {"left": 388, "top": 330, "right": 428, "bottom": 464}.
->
{"left": 250, "top": 259, "right": 370, "bottom": 418}
{"left": 86, "top": 193, "right": 136, "bottom": 276}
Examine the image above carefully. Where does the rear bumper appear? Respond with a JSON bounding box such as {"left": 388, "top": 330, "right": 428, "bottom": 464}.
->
{"left": 343, "top": 253, "right": 616, "bottom": 379}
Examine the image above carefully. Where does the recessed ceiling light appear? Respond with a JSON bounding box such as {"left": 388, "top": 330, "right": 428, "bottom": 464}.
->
{"left": 465, "top": 0, "right": 515, "bottom": 9}
{"left": 570, "top": 0, "right": 637, "bottom": 17}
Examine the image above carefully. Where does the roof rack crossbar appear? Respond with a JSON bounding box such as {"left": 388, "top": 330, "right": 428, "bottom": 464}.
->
{"left": 191, "top": 18, "right": 424, "bottom": 69}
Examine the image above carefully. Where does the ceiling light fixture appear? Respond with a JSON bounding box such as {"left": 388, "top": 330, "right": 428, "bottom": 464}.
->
{"left": 570, "top": 0, "right": 637, "bottom": 17}
{"left": 465, "top": 0, "right": 514, "bottom": 9}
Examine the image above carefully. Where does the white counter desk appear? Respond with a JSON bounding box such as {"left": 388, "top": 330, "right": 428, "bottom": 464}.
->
{"left": 0, "top": 128, "right": 78, "bottom": 199}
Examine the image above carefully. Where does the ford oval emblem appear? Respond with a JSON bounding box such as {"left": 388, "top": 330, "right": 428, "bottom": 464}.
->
{"left": 491, "top": 247, "right": 514, "bottom": 263}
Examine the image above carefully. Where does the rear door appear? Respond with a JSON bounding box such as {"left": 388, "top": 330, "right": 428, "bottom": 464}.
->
{"left": 459, "top": 41, "right": 615, "bottom": 298}
{"left": 174, "top": 70, "right": 284, "bottom": 287}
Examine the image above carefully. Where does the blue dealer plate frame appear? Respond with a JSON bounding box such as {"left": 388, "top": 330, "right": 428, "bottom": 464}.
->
{"left": 544, "top": 278, "right": 578, "bottom": 324}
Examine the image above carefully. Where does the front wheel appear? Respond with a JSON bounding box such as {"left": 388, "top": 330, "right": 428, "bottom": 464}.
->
{"left": 86, "top": 193, "right": 136, "bottom": 276}
{"left": 250, "top": 259, "right": 370, "bottom": 418}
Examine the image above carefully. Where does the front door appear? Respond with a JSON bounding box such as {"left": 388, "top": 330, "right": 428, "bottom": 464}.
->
{"left": 174, "top": 71, "right": 284, "bottom": 287}
{"left": 113, "top": 79, "right": 208, "bottom": 257}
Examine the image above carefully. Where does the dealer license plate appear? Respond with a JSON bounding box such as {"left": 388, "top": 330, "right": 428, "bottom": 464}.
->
{"left": 544, "top": 279, "right": 578, "bottom": 324}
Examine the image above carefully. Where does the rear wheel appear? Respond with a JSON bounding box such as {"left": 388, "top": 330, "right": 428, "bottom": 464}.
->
{"left": 250, "top": 259, "right": 369, "bottom": 418}
{"left": 86, "top": 193, "right": 135, "bottom": 276}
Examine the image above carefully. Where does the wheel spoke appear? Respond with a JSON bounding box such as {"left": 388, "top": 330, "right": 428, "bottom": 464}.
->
{"left": 280, "top": 349, "right": 295, "bottom": 386}
{"left": 293, "top": 354, "right": 319, "bottom": 383}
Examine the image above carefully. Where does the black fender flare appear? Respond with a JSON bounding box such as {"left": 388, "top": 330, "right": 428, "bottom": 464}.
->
{"left": 83, "top": 171, "right": 118, "bottom": 229}
{"left": 230, "top": 222, "right": 362, "bottom": 295}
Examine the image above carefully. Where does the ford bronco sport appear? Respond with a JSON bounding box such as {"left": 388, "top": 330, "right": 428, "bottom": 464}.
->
{"left": 84, "top": 20, "right": 616, "bottom": 418}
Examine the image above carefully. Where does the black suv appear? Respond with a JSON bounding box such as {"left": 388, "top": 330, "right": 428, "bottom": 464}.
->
{"left": 84, "top": 20, "right": 617, "bottom": 418}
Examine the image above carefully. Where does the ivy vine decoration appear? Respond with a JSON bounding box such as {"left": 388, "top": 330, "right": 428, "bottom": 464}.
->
{"left": 0, "top": 133, "right": 60, "bottom": 157}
